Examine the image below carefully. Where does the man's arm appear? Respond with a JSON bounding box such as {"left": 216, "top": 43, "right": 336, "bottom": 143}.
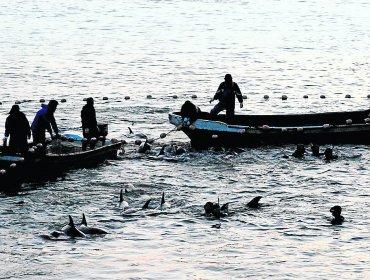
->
{"left": 49, "top": 114, "right": 59, "bottom": 135}
{"left": 234, "top": 83, "right": 243, "bottom": 105}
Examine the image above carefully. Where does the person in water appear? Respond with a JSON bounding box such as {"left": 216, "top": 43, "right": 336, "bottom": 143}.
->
{"left": 4, "top": 105, "right": 31, "bottom": 155}
{"left": 31, "top": 100, "right": 59, "bottom": 144}
{"left": 81, "top": 97, "right": 99, "bottom": 139}
{"left": 210, "top": 74, "right": 243, "bottom": 116}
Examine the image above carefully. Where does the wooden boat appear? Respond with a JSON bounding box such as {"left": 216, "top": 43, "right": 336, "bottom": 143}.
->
{"left": 0, "top": 136, "right": 123, "bottom": 188}
{"left": 169, "top": 109, "right": 370, "bottom": 148}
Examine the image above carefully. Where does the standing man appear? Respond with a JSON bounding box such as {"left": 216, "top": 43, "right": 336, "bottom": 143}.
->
{"left": 4, "top": 105, "right": 31, "bottom": 155}
{"left": 210, "top": 74, "right": 243, "bottom": 116}
{"left": 81, "top": 97, "right": 99, "bottom": 139}
{"left": 31, "top": 100, "right": 59, "bottom": 144}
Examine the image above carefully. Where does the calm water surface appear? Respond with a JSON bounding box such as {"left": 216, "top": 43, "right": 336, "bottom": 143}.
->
{"left": 1, "top": 1, "right": 370, "bottom": 279}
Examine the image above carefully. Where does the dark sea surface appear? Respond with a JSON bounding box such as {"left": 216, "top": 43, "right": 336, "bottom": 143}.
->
{"left": 1, "top": 1, "right": 370, "bottom": 279}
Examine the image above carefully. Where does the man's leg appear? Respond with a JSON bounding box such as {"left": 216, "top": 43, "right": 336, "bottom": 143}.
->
{"left": 210, "top": 103, "right": 225, "bottom": 116}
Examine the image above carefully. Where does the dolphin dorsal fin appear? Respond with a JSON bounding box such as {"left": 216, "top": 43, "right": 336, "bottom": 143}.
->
{"left": 81, "top": 213, "right": 87, "bottom": 226}
{"left": 128, "top": 127, "right": 133, "bottom": 134}
{"left": 158, "top": 145, "right": 166, "bottom": 156}
{"left": 161, "top": 192, "right": 165, "bottom": 205}
{"left": 68, "top": 215, "right": 75, "bottom": 227}
{"left": 142, "top": 199, "right": 151, "bottom": 209}
{"left": 218, "top": 197, "right": 220, "bottom": 206}
{"left": 120, "top": 189, "right": 124, "bottom": 203}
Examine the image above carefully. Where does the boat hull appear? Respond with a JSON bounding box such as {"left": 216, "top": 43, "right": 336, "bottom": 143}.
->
{"left": 0, "top": 140, "right": 122, "bottom": 188}
{"left": 169, "top": 110, "right": 370, "bottom": 148}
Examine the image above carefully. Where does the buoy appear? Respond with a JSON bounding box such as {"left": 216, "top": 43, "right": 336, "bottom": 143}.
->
{"left": 320, "top": 95, "right": 326, "bottom": 99}
{"left": 239, "top": 129, "right": 246, "bottom": 134}
{"left": 191, "top": 94, "right": 197, "bottom": 99}
{"left": 176, "top": 125, "right": 183, "bottom": 130}
{"left": 40, "top": 99, "right": 45, "bottom": 103}
{"left": 303, "top": 95, "right": 308, "bottom": 99}
{"left": 61, "top": 99, "right": 67, "bottom": 103}
{"left": 345, "top": 94, "right": 351, "bottom": 98}
{"left": 281, "top": 128, "right": 288, "bottom": 132}
{"left": 146, "top": 95, "right": 152, "bottom": 99}
{"left": 242, "top": 95, "right": 248, "bottom": 100}
{"left": 364, "top": 118, "right": 370, "bottom": 124}
{"left": 346, "top": 119, "right": 352, "bottom": 125}
{"left": 262, "top": 125, "right": 270, "bottom": 130}
{"left": 323, "top": 124, "right": 330, "bottom": 129}
{"left": 68, "top": 137, "right": 75, "bottom": 142}
{"left": 212, "top": 134, "right": 218, "bottom": 139}
{"left": 124, "top": 96, "right": 130, "bottom": 100}
{"left": 282, "top": 95, "right": 287, "bottom": 100}
{"left": 367, "top": 94, "right": 370, "bottom": 98}
{"left": 134, "top": 139, "right": 142, "bottom": 145}
{"left": 0, "top": 169, "right": 6, "bottom": 175}
{"left": 10, "top": 163, "right": 16, "bottom": 168}
{"left": 28, "top": 148, "right": 35, "bottom": 154}
{"left": 15, "top": 100, "right": 21, "bottom": 104}
{"left": 172, "top": 95, "right": 178, "bottom": 99}
{"left": 264, "top": 95, "right": 269, "bottom": 100}
{"left": 297, "top": 127, "right": 304, "bottom": 132}
{"left": 103, "top": 97, "right": 109, "bottom": 100}
{"left": 0, "top": 101, "right": 2, "bottom": 105}
{"left": 36, "top": 143, "right": 43, "bottom": 148}
{"left": 60, "top": 135, "right": 67, "bottom": 141}
{"left": 83, "top": 98, "right": 87, "bottom": 101}
{"left": 189, "top": 125, "right": 196, "bottom": 130}
{"left": 160, "top": 133, "right": 166, "bottom": 138}
{"left": 111, "top": 138, "right": 119, "bottom": 144}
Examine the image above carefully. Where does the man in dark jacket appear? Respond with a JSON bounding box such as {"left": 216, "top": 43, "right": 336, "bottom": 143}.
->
{"left": 81, "top": 97, "right": 99, "bottom": 139}
{"left": 210, "top": 74, "right": 243, "bottom": 116}
{"left": 4, "top": 105, "right": 31, "bottom": 155}
{"left": 31, "top": 100, "right": 59, "bottom": 144}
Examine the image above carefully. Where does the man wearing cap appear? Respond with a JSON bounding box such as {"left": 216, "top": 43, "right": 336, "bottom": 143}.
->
{"left": 210, "top": 74, "right": 243, "bottom": 116}
{"left": 31, "top": 100, "right": 59, "bottom": 144}
{"left": 81, "top": 97, "right": 99, "bottom": 139}
{"left": 4, "top": 105, "right": 31, "bottom": 155}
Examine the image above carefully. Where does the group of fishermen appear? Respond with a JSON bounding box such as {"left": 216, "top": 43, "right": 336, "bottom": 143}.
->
{"left": 3, "top": 97, "right": 99, "bottom": 156}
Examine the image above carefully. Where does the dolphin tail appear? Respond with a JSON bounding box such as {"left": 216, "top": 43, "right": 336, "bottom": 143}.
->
{"left": 161, "top": 192, "right": 165, "bottom": 205}
{"left": 81, "top": 213, "right": 87, "bottom": 226}
{"left": 142, "top": 199, "right": 152, "bottom": 209}
{"left": 120, "top": 189, "right": 124, "bottom": 203}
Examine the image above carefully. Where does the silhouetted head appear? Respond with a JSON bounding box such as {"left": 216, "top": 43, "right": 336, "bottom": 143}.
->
{"left": 330, "top": 205, "right": 344, "bottom": 225}
{"left": 324, "top": 148, "right": 335, "bottom": 160}
{"left": 8, "top": 105, "right": 20, "bottom": 115}
{"left": 204, "top": 202, "right": 214, "bottom": 215}
{"left": 247, "top": 196, "right": 262, "bottom": 208}
{"left": 224, "top": 74, "right": 232, "bottom": 82}
{"left": 292, "top": 144, "right": 305, "bottom": 158}
{"left": 224, "top": 74, "right": 233, "bottom": 87}
{"left": 330, "top": 205, "right": 342, "bottom": 217}
{"left": 311, "top": 144, "right": 320, "bottom": 157}
{"left": 86, "top": 97, "right": 94, "bottom": 106}
{"left": 48, "top": 100, "right": 59, "bottom": 113}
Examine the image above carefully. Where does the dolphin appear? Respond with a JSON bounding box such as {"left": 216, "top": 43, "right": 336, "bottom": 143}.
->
{"left": 138, "top": 140, "right": 151, "bottom": 153}
{"left": 119, "top": 189, "right": 129, "bottom": 210}
{"left": 79, "top": 213, "right": 108, "bottom": 235}
{"left": 156, "top": 192, "right": 170, "bottom": 210}
{"left": 61, "top": 215, "right": 86, "bottom": 238}
{"left": 128, "top": 127, "right": 148, "bottom": 139}
{"left": 142, "top": 198, "right": 152, "bottom": 209}
{"left": 247, "top": 196, "right": 262, "bottom": 208}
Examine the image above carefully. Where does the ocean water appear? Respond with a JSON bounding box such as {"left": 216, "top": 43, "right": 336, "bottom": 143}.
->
{"left": 1, "top": 0, "right": 370, "bottom": 279}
